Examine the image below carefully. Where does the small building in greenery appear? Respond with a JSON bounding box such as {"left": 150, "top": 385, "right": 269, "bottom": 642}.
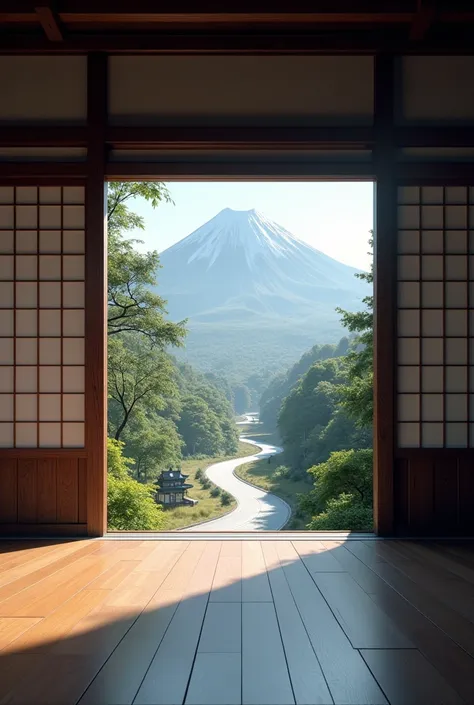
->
{"left": 155, "top": 469, "right": 195, "bottom": 507}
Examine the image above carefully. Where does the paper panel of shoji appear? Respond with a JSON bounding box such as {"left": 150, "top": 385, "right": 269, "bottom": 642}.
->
{"left": 397, "top": 185, "right": 474, "bottom": 448}
{"left": 0, "top": 186, "right": 85, "bottom": 448}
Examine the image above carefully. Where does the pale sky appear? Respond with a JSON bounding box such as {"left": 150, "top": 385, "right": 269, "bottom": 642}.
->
{"left": 130, "top": 181, "right": 374, "bottom": 270}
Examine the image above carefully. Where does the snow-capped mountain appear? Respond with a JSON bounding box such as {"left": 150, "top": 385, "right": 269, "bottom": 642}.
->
{"left": 156, "top": 208, "right": 368, "bottom": 324}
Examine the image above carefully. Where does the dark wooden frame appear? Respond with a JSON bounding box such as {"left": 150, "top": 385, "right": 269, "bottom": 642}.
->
{"left": 1, "top": 46, "right": 474, "bottom": 537}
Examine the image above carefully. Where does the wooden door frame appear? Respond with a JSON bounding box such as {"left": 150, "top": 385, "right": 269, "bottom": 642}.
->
{"left": 4, "top": 52, "right": 474, "bottom": 536}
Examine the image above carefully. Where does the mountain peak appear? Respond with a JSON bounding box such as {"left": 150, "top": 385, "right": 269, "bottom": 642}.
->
{"left": 218, "top": 207, "right": 258, "bottom": 217}
{"left": 157, "top": 207, "right": 368, "bottom": 327}
{"left": 169, "top": 206, "right": 301, "bottom": 269}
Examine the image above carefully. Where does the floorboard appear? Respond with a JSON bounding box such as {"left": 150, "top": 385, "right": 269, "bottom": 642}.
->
{"left": 0, "top": 538, "right": 473, "bottom": 705}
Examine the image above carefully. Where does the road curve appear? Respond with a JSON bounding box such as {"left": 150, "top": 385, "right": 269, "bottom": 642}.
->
{"left": 182, "top": 437, "right": 291, "bottom": 531}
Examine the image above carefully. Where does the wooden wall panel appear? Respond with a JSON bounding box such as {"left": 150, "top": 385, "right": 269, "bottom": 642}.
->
{"left": 17, "top": 460, "right": 37, "bottom": 523}
{"left": 434, "top": 458, "right": 459, "bottom": 530}
{"left": 458, "top": 457, "right": 474, "bottom": 532}
{"left": 56, "top": 458, "right": 78, "bottom": 523}
{"left": 0, "top": 456, "right": 87, "bottom": 534}
{"left": 0, "top": 459, "right": 17, "bottom": 523}
{"left": 36, "top": 459, "right": 57, "bottom": 522}
{"left": 78, "top": 457, "right": 87, "bottom": 524}
{"left": 395, "top": 453, "right": 474, "bottom": 535}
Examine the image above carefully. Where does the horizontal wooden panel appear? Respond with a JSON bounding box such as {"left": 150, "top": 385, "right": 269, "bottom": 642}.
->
{"left": 395, "top": 453, "right": 474, "bottom": 535}
{"left": 0, "top": 523, "right": 87, "bottom": 536}
{"left": 109, "top": 56, "right": 374, "bottom": 126}
{"left": 0, "top": 57, "right": 87, "bottom": 124}
{"left": 0, "top": 457, "right": 86, "bottom": 525}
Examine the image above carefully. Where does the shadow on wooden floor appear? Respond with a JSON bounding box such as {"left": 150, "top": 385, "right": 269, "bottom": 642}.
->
{"left": 0, "top": 538, "right": 473, "bottom": 704}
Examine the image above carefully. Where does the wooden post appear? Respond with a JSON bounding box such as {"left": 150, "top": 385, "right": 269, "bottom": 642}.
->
{"left": 85, "top": 53, "right": 107, "bottom": 536}
{"left": 373, "top": 54, "right": 396, "bottom": 535}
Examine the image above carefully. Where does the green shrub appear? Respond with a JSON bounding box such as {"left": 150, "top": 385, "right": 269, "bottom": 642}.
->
{"left": 273, "top": 465, "right": 290, "bottom": 478}
{"left": 210, "top": 486, "right": 221, "bottom": 497}
{"left": 298, "top": 448, "right": 373, "bottom": 532}
{"left": 107, "top": 438, "right": 164, "bottom": 531}
{"left": 201, "top": 479, "right": 211, "bottom": 490}
{"left": 303, "top": 448, "right": 373, "bottom": 515}
{"left": 220, "top": 491, "right": 232, "bottom": 506}
{"left": 195, "top": 468, "right": 203, "bottom": 480}
{"left": 307, "top": 493, "right": 373, "bottom": 531}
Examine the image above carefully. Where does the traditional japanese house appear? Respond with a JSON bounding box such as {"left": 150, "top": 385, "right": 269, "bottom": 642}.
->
{"left": 155, "top": 468, "right": 194, "bottom": 506}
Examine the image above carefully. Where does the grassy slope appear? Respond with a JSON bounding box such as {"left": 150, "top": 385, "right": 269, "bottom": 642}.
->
{"left": 234, "top": 448, "right": 312, "bottom": 530}
{"left": 159, "top": 440, "right": 256, "bottom": 531}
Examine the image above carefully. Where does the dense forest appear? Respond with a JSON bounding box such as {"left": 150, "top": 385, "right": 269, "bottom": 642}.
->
{"left": 259, "top": 238, "right": 374, "bottom": 530}
{"left": 106, "top": 183, "right": 238, "bottom": 530}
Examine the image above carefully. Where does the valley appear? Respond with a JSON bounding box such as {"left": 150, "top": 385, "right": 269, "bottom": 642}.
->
{"left": 157, "top": 207, "right": 369, "bottom": 392}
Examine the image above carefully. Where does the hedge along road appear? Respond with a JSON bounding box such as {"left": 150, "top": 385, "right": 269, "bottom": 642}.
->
{"left": 182, "top": 433, "right": 291, "bottom": 532}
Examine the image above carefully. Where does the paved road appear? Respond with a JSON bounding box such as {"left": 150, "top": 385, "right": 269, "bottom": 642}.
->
{"left": 182, "top": 436, "right": 291, "bottom": 532}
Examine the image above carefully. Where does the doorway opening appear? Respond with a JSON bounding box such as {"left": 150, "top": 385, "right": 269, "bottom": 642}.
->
{"left": 106, "top": 181, "right": 374, "bottom": 532}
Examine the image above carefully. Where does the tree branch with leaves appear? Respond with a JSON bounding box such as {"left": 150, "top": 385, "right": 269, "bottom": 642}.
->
{"left": 107, "top": 181, "right": 187, "bottom": 347}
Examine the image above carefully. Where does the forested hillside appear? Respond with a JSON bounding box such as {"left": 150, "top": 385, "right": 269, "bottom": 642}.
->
{"left": 259, "top": 337, "right": 350, "bottom": 430}
{"left": 259, "top": 238, "right": 374, "bottom": 530}
{"left": 158, "top": 207, "right": 369, "bottom": 411}
{"left": 106, "top": 183, "right": 238, "bottom": 530}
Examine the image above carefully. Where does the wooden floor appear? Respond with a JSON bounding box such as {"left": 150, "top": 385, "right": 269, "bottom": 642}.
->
{"left": 0, "top": 540, "right": 474, "bottom": 704}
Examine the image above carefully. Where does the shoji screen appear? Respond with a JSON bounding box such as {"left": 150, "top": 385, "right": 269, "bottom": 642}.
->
{"left": 0, "top": 186, "right": 85, "bottom": 448}
{"left": 397, "top": 185, "right": 473, "bottom": 449}
{"left": 0, "top": 185, "right": 88, "bottom": 532}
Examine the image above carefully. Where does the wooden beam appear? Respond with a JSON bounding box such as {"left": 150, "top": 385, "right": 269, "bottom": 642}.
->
{"left": 410, "top": 0, "right": 435, "bottom": 42}
{"left": 0, "top": 163, "right": 86, "bottom": 178}
{"left": 3, "top": 31, "right": 474, "bottom": 55}
{"left": 373, "top": 54, "right": 396, "bottom": 537}
{"left": 105, "top": 161, "right": 374, "bottom": 180}
{"left": 85, "top": 53, "right": 107, "bottom": 538}
{"left": 35, "top": 5, "right": 64, "bottom": 41}
{"left": 107, "top": 126, "right": 374, "bottom": 150}
{"left": 0, "top": 127, "right": 87, "bottom": 147}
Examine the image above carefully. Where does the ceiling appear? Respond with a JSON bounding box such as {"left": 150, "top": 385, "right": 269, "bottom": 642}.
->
{"left": 1, "top": 1, "right": 474, "bottom": 53}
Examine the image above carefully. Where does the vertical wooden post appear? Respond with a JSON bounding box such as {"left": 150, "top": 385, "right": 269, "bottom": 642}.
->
{"left": 373, "top": 54, "right": 396, "bottom": 535}
{"left": 85, "top": 53, "right": 107, "bottom": 536}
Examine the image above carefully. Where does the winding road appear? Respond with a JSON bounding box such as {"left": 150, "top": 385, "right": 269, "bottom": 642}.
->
{"left": 183, "top": 415, "right": 291, "bottom": 531}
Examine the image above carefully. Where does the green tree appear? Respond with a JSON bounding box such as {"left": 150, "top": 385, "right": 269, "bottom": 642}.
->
{"left": 299, "top": 449, "right": 373, "bottom": 532}
{"left": 336, "top": 237, "right": 373, "bottom": 426}
{"left": 107, "top": 182, "right": 187, "bottom": 346}
{"left": 107, "top": 438, "right": 164, "bottom": 530}
{"left": 305, "top": 448, "right": 373, "bottom": 513}
{"left": 278, "top": 359, "right": 342, "bottom": 470}
{"left": 178, "top": 396, "right": 224, "bottom": 456}
{"left": 124, "top": 414, "right": 183, "bottom": 483}
{"left": 307, "top": 494, "right": 373, "bottom": 531}
{"left": 233, "top": 384, "right": 251, "bottom": 414}
{"left": 108, "top": 334, "right": 178, "bottom": 440}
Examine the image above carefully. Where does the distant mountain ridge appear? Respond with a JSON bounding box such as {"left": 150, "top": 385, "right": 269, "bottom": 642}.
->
{"left": 154, "top": 208, "right": 370, "bottom": 382}
{"left": 157, "top": 208, "right": 367, "bottom": 324}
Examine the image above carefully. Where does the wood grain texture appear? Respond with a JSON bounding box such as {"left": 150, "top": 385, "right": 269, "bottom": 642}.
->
{"left": 312, "top": 571, "right": 413, "bottom": 648}
{"left": 276, "top": 541, "right": 387, "bottom": 704}
{"left": 242, "top": 601, "right": 295, "bottom": 705}
{"left": 361, "top": 648, "right": 464, "bottom": 705}
{"left": 134, "top": 542, "right": 221, "bottom": 705}
{"left": 185, "top": 652, "right": 241, "bottom": 705}
{"left": 77, "top": 458, "right": 87, "bottom": 524}
{"left": 17, "top": 459, "right": 37, "bottom": 523}
{"left": 85, "top": 52, "right": 107, "bottom": 537}
{"left": 373, "top": 53, "right": 396, "bottom": 537}
{"left": 37, "top": 460, "right": 57, "bottom": 523}
{"left": 0, "top": 460, "right": 17, "bottom": 523}
{"left": 56, "top": 459, "right": 79, "bottom": 524}
{"left": 262, "top": 541, "right": 332, "bottom": 705}
{"left": 241, "top": 540, "right": 272, "bottom": 602}
{"left": 0, "top": 539, "right": 472, "bottom": 704}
